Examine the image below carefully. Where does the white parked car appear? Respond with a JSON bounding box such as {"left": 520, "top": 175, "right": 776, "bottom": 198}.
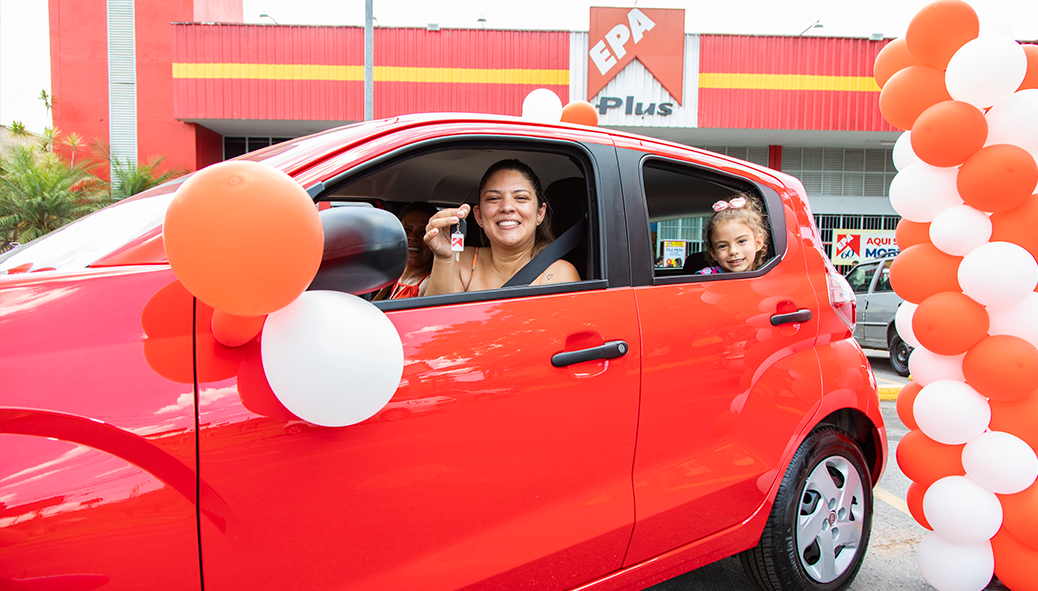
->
{"left": 845, "top": 256, "right": 911, "bottom": 376}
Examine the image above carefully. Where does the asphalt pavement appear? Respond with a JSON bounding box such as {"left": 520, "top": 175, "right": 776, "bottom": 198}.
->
{"left": 647, "top": 349, "right": 936, "bottom": 591}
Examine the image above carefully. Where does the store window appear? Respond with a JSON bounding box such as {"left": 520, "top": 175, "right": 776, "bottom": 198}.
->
{"left": 223, "top": 136, "right": 294, "bottom": 160}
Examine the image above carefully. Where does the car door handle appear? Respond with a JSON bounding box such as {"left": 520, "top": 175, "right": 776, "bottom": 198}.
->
{"left": 552, "top": 340, "right": 629, "bottom": 368}
{"left": 771, "top": 309, "right": 812, "bottom": 326}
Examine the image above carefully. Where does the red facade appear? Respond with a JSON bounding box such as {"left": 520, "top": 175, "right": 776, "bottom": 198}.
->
{"left": 172, "top": 25, "right": 571, "bottom": 121}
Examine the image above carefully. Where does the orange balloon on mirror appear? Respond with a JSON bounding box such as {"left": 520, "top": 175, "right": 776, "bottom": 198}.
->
{"left": 212, "top": 310, "right": 266, "bottom": 348}
{"left": 164, "top": 161, "right": 324, "bottom": 317}
{"left": 910, "top": 101, "right": 987, "bottom": 168}
{"left": 990, "top": 391, "right": 1038, "bottom": 451}
{"left": 874, "top": 38, "right": 919, "bottom": 88}
{"left": 897, "top": 381, "right": 924, "bottom": 431}
{"left": 879, "top": 66, "right": 953, "bottom": 130}
{"left": 905, "top": 0, "right": 979, "bottom": 69}
{"left": 896, "top": 428, "right": 966, "bottom": 486}
{"left": 992, "top": 529, "right": 1038, "bottom": 591}
{"left": 913, "top": 291, "right": 989, "bottom": 355}
{"left": 963, "top": 335, "right": 1038, "bottom": 402}
{"left": 1019, "top": 45, "right": 1038, "bottom": 91}
{"left": 907, "top": 481, "right": 932, "bottom": 530}
{"left": 991, "top": 194, "right": 1038, "bottom": 262}
{"left": 889, "top": 243, "right": 962, "bottom": 304}
{"left": 560, "top": 101, "right": 599, "bottom": 126}
{"left": 896, "top": 219, "right": 932, "bottom": 250}
{"left": 999, "top": 481, "right": 1038, "bottom": 550}
{"left": 958, "top": 145, "right": 1038, "bottom": 213}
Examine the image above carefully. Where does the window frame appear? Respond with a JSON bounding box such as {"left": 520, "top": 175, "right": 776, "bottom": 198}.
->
{"left": 309, "top": 135, "right": 622, "bottom": 312}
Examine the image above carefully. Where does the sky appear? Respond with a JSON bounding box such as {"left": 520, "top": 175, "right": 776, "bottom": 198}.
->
{"left": 2, "top": 0, "right": 1036, "bottom": 135}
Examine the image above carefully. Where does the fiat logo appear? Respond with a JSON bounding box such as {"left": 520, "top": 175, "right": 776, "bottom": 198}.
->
{"left": 828, "top": 511, "right": 837, "bottom": 526}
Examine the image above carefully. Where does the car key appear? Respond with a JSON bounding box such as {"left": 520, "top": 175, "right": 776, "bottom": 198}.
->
{"left": 451, "top": 218, "right": 466, "bottom": 261}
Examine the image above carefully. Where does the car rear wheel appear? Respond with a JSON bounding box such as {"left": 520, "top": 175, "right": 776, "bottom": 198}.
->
{"left": 889, "top": 333, "right": 912, "bottom": 377}
{"left": 739, "top": 428, "right": 873, "bottom": 591}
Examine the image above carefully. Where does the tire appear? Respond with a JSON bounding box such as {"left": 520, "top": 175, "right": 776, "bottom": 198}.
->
{"left": 739, "top": 428, "right": 873, "bottom": 591}
{"left": 889, "top": 333, "right": 912, "bottom": 377}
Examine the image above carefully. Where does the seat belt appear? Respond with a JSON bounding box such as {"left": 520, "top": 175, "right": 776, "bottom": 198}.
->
{"left": 502, "top": 216, "right": 587, "bottom": 288}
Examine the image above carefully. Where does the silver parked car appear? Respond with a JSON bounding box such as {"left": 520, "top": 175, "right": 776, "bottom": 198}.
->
{"left": 845, "top": 256, "right": 912, "bottom": 376}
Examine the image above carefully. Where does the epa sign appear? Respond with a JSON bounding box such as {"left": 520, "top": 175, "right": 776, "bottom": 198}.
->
{"left": 587, "top": 7, "right": 685, "bottom": 104}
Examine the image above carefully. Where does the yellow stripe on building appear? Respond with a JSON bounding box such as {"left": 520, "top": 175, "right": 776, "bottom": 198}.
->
{"left": 699, "top": 73, "right": 881, "bottom": 92}
{"left": 172, "top": 63, "right": 568, "bottom": 85}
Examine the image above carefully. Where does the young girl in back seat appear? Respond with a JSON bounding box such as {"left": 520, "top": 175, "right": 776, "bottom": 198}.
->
{"left": 695, "top": 194, "right": 769, "bottom": 275}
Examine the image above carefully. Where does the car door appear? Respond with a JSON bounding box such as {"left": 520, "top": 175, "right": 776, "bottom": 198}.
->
{"left": 845, "top": 261, "right": 880, "bottom": 348}
{"left": 193, "top": 131, "right": 642, "bottom": 591}
{"left": 864, "top": 258, "right": 898, "bottom": 346}
{"left": 614, "top": 142, "right": 824, "bottom": 565}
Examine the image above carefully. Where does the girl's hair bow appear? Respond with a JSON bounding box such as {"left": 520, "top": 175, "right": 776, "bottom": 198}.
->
{"left": 712, "top": 196, "right": 747, "bottom": 212}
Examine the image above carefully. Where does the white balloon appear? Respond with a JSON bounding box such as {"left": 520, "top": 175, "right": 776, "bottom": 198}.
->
{"left": 923, "top": 476, "right": 1004, "bottom": 545}
{"left": 521, "top": 88, "right": 563, "bottom": 123}
{"left": 896, "top": 302, "right": 921, "bottom": 349}
{"left": 988, "top": 292, "right": 1038, "bottom": 349}
{"left": 963, "top": 431, "right": 1038, "bottom": 494}
{"left": 893, "top": 130, "right": 922, "bottom": 171}
{"left": 889, "top": 164, "right": 963, "bottom": 223}
{"left": 909, "top": 347, "right": 965, "bottom": 387}
{"left": 917, "top": 533, "right": 994, "bottom": 591}
{"left": 946, "top": 36, "right": 1029, "bottom": 109}
{"left": 958, "top": 242, "right": 1038, "bottom": 309}
{"left": 261, "top": 291, "right": 404, "bottom": 427}
{"left": 985, "top": 89, "right": 1038, "bottom": 151}
{"left": 929, "top": 205, "right": 992, "bottom": 257}
{"left": 914, "top": 379, "right": 990, "bottom": 444}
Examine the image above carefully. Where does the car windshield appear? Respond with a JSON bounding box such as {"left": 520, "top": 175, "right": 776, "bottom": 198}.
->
{"left": 0, "top": 182, "right": 181, "bottom": 274}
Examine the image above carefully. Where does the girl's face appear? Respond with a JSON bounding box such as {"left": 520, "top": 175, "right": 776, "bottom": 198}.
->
{"left": 709, "top": 220, "right": 764, "bottom": 273}
{"left": 474, "top": 169, "right": 545, "bottom": 249}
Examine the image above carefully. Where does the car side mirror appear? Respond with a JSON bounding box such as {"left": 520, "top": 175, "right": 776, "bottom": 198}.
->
{"left": 307, "top": 206, "right": 407, "bottom": 295}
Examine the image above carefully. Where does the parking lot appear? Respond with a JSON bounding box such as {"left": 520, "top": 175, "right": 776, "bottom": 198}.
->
{"left": 649, "top": 350, "right": 950, "bottom": 591}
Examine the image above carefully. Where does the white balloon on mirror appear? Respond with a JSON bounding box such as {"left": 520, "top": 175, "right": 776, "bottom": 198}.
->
{"left": 914, "top": 379, "right": 990, "bottom": 445}
{"left": 945, "top": 35, "right": 1028, "bottom": 109}
{"left": 929, "top": 205, "right": 992, "bottom": 256}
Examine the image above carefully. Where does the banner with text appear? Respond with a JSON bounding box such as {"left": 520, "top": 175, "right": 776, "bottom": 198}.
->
{"left": 832, "top": 229, "right": 899, "bottom": 265}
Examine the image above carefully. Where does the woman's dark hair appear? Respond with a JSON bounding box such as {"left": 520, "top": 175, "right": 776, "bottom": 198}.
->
{"left": 477, "top": 159, "right": 555, "bottom": 249}
{"left": 399, "top": 201, "right": 438, "bottom": 220}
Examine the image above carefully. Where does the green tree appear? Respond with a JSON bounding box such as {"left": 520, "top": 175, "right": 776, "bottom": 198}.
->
{"left": 0, "top": 146, "right": 104, "bottom": 249}
{"left": 92, "top": 141, "right": 185, "bottom": 201}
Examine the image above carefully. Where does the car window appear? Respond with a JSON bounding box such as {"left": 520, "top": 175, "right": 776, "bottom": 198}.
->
{"left": 641, "top": 160, "right": 779, "bottom": 281}
{"left": 875, "top": 259, "right": 893, "bottom": 292}
{"left": 313, "top": 142, "right": 602, "bottom": 309}
{"left": 846, "top": 262, "right": 879, "bottom": 293}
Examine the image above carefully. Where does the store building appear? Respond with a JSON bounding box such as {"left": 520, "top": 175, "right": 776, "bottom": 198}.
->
{"left": 50, "top": 0, "right": 919, "bottom": 259}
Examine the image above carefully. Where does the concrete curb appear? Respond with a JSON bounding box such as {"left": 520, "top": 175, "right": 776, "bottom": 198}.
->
{"left": 878, "top": 386, "right": 902, "bottom": 401}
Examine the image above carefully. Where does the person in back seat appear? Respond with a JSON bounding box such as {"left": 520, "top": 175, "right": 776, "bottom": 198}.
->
{"left": 372, "top": 201, "right": 438, "bottom": 300}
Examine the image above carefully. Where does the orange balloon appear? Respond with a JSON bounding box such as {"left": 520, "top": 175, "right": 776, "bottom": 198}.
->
{"left": 889, "top": 244, "right": 962, "bottom": 304}
{"left": 905, "top": 0, "right": 979, "bottom": 69}
{"left": 879, "top": 65, "right": 953, "bottom": 131}
{"left": 237, "top": 347, "right": 299, "bottom": 421}
{"left": 896, "top": 428, "right": 966, "bottom": 486}
{"left": 992, "top": 528, "right": 1038, "bottom": 591}
{"left": 560, "top": 101, "right": 599, "bottom": 126}
{"left": 874, "top": 38, "right": 919, "bottom": 88}
{"left": 991, "top": 194, "right": 1038, "bottom": 263}
{"left": 897, "top": 381, "right": 923, "bottom": 431}
{"left": 907, "top": 481, "right": 932, "bottom": 530}
{"left": 895, "top": 219, "right": 932, "bottom": 250}
{"left": 1019, "top": 45, "right": 1038, "bottom": 91}
{"left": 990, "top": 391, "right": 1038, "bottom": 451}
{"left": 913, "top": 291, "right": 989, "bottom": 355}
{"left": 164, "top": 161, "right": 324, "bottom": 317}
{"left": 963, "top": 335, "right": 1038, "bottom": 402}
{"left": 212, "top": 310, "right": 266, "bottom": 348}
{"left": 958, "top": 145, "right": 1038, "bottom": 213}
{"left": 910, "top": 101, "right": 987, "bottom": 168}
{"left": 999, "top": 481, "right": 1038, "bottom": 550}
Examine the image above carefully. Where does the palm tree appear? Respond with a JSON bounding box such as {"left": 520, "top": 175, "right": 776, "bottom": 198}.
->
{"left": 61, "top": 132, "right": 85, "bottom": 167}
{"left": 0, "top": 146, "right": 104, "bottom": 249}
{"left": 92, "top": 141, "right": 185, "bottom": 201}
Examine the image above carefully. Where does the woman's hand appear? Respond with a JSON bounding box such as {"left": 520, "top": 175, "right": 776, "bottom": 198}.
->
{"left": 424, "top": 204, "right": 470, "bottom": 260}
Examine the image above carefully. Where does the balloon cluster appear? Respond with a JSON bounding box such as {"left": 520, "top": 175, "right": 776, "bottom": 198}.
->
{"left": 875, "top": 2, "right": 1038, "bottom": 590}
{"left": 521, "top": 88, "right": 600, "bottom": 126}
{"left": 164, "top": 161, "right": 404, "bottom": 427}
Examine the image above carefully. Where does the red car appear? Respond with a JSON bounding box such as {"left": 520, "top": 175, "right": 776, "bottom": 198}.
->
{"left": 0, "top": 114, "right": 885, "bottom": 591}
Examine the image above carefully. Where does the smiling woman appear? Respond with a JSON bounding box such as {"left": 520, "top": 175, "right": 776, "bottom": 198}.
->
{"left": 423, "top": 159, "right": 581, "bottom": 295}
